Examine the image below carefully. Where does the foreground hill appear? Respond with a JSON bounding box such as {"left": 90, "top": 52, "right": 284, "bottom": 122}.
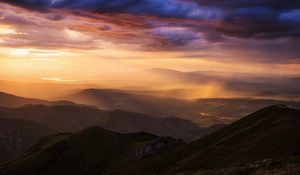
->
{"left": 0, "top": 92, "right": 74, "bottom": 107}
{"left": 0, "top": 105, "right": 214, "bottom": 140}
{"left": 112, "top": 105, "right": 300, "bottom": 175}
{"left": 2, "top": 105, "right": 300, "bottom": 175}
{"left": 0, "top": 127, "right": 182, "bottom": 175}
{"left": 0, "top": 119, "right": 57, "bottom": 164}
{"left": 173, "top": 105, "right": 300, "bottom": 173}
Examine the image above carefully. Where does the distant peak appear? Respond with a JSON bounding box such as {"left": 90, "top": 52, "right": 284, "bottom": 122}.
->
{"left": 0, "top": 91, "right": 15, "bottom": 96}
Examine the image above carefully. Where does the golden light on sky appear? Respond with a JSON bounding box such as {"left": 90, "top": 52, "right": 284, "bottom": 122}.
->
{"left": 0, "top": 25, "right": 17, "bottom": 35}
{"left": 0, "top": 1, "right": 299, "bottom": 100}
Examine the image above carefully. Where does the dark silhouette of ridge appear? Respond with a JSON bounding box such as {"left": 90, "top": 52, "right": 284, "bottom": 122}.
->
{"left": 2, "top": 105, "right": 300, "bottom": 175}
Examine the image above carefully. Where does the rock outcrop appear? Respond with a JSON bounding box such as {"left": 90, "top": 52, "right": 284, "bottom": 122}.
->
{"left": 133, "top": 136, "right": 184, "bottom": 159}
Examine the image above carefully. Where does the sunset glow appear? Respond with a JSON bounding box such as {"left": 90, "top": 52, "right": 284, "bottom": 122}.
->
{"left": 1, "top": 2, "right": 300, "bottom": 174}
{"left": 0, "top": 1, "right": 299, "bottom": 99}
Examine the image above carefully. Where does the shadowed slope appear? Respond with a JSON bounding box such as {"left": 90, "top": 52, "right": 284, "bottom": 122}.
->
{"left": 0, "top": 127, "right": 182, "bottom": 175}
{"left": 104, "top": 105, "right": 300, "bottom": 175}
{"left": 0, "top": 119, "right": 57, "bottom": 164}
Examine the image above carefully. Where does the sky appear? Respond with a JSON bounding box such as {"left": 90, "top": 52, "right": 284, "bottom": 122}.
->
{"left": 0, "top": 0, "right": 300, "bottom": 85}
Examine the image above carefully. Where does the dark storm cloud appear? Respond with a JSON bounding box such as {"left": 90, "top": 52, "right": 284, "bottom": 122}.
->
{"left": 193, "top": 0, "right": 300, "bottom": 9}
{"left": 214, "top": 7, "right": 300, "bottom": 39}
{"left": 203, "top": 32, "right": 225, "bottom": 42}
{"left": 190, "top": 0, "right": 300, "bottom": 39}
{"left": 2, "top": 0, "right": 51, "bottom": 10}
{"left": 1, "top": 0, "right": 299, "bottom": 63}
{"left": 3, "top": 0, "right": 300, "bottom": 40}
{"left": 2, "top": 0, "right": 222, "bottom": 19}
{"left": 152, "top": 27, "right": 201, "bottom": 46}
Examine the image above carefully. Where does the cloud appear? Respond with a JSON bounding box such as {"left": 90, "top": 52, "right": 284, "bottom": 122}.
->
{"left": 0, "top": 1, "right": 299, "bottom": 64}
{"left": 214, "top": 8, "right": 300, "bottom": 39}
{"left": 193, "top": 0, "right": 300, "bottom": 9}
{"left": 2, "top": 0, "right": 51, "bottom": 10}
{"left": 3, "top": 0, "right": 299, "bottom": 40}
{"left": 46, "top": 14, "right": 65, "bottom": 21}
{"left": 98, "top": 25, "right": 112, "bottom": 31}
{"left": 189, "top": 1, "right": 300, "bottom": 39}
{"left": 152, "top": 26, "right": 201, "bottom": 47}
{"left": 3, "top": 0, "right": 223, "bottom": 19}
{"left": 280, "top": 9, "right": 300, "bottom": 23}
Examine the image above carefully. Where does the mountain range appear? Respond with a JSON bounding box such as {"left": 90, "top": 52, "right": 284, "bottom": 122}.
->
{"left": 0, "top": 104, "right": 214, "bottom": 140}
{"left": 2, "top": 89, "right": 300, "bottom": 127}
{"left": 0, "top": 92, "right": 222, "bottom": 164}
{"left": 1, "top": 105, "right": 300, "bottom": 175}
{"left": 62, "top": 88, "right": 300, "bottom": 126}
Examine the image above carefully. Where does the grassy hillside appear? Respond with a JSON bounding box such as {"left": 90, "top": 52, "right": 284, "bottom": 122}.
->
{"left": 0, "top": 127, "right": 178, "bottom": 175}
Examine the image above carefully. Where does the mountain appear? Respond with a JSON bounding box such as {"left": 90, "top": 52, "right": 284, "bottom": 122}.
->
{"left": 0, "top": 92, "right": 75, "bottom": 108}
{"left": 0, "top": 105, "right": 213, "bottom": 140}
{"left": 101, "top": 110, "right": 222, "bottom": 140}
{"left": 62, "top": 88, "right": 195, "bottom": 119}
{"left": 4, "top": 89, "right": 299, "bottom": 128}
{"left": 173, "top": 105, "right": 300, "bottom": 172}
{"left": 2, "top": 105, "right": 300, "bottom": 175}
{"left": 0, "top": 105, "right": 105, "bottom": 132}
{"left": 0, "top": 127, "right": 182, "bottom": 175}
{"left": 111, "top": 105, "right": 300, "bottom": 175}
{"left": 0, "top": 119, "right": 57, "bottom": 164}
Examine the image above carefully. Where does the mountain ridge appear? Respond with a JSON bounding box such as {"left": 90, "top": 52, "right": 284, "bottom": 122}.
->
{"left": 0, "top": 91, "right": 76, "bottom": 108}
{"left": 2, "top": 105, "right": 300, "bottom": 175}
{"left": 0, "top": 104, "right": 216, "bottom": 141}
